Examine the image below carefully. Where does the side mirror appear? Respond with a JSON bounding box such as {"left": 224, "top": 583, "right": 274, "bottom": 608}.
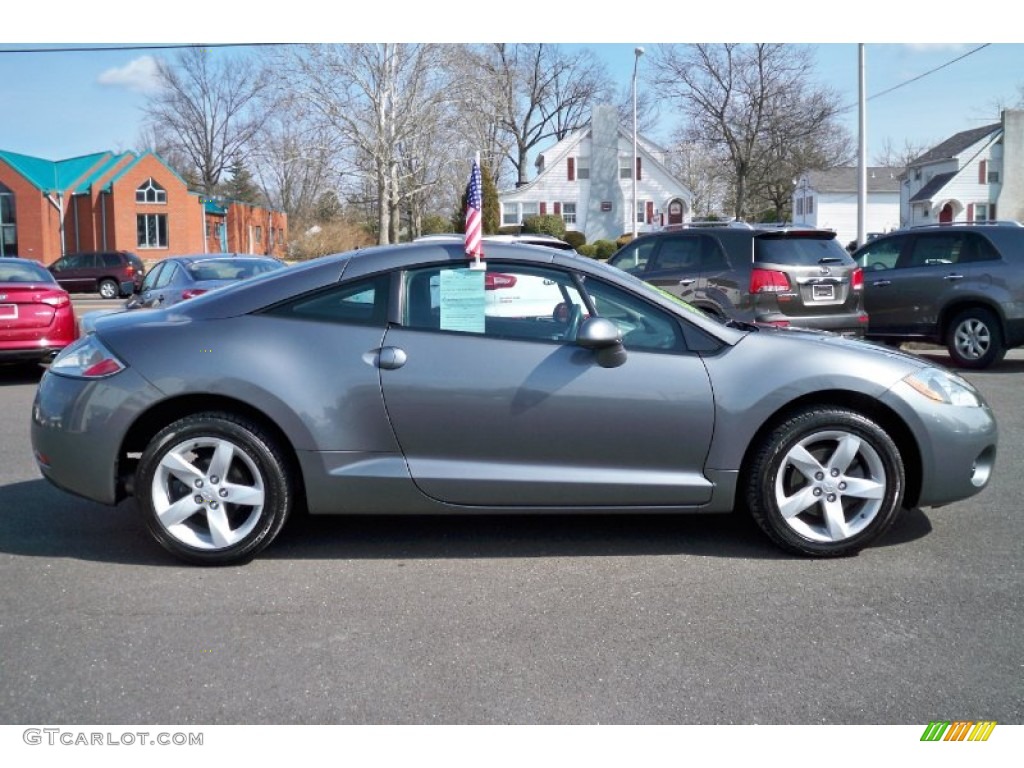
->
{"left": 576, "top": 317, "right": 627, "bottom": 368}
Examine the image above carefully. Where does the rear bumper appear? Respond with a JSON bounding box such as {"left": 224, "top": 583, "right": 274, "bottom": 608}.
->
{"left": 755, "top": 310, "right": 869, "bottom": 338}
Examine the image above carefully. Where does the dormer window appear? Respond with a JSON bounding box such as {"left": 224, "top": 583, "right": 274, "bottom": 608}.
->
{"left": 136, "top": 178, "right": 167, "bottom": 204}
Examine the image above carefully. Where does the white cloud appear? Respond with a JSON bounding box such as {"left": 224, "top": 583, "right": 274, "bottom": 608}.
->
{"left": 97, "top": 56, "right": 161, "bottom": 93}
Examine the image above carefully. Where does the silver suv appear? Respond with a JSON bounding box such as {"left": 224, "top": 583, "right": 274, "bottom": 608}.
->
{"left": 853, "top": 222, "right": 1024, "bottom": 369}
{"left": 608, "top": 223, "right": 867, "bottom": 336}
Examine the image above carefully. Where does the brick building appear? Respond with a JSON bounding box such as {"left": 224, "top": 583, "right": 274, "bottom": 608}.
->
{"left": 0, "top": 148, "right": 287, "bottom": 264}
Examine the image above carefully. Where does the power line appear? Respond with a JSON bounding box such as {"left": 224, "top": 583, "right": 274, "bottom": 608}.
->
{"left": 0, "top": 43, "right": 288, "bottom": 55}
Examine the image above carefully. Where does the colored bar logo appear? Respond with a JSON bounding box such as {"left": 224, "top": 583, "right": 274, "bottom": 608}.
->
{"left": 921, "top": 721, "right": 997, "bottom": 741}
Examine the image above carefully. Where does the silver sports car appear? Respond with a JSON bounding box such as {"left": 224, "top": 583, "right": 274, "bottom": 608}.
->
{"left": 31, "top": 241, "right": 998, "bottom": 565}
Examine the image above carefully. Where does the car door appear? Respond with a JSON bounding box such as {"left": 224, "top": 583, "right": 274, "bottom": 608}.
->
{"left": 862, "top": 232, "right": 974, "bottom": 336}
{"left": 50, "top": 253, "right": 90, "bottom": 293}
{"left": 136, "top": 262, "right": 169, "bottom": 309}
{"left": 378, "top": 262, "right": 716, "bottom": 508}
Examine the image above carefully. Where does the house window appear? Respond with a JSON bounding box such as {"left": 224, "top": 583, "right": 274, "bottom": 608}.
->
{"left": 807, "top": 197, "right": 814, "bottom": 214}
{"left": 0, "top": 182, "right": 16, "bottom": 257}
{"left": 636, "top": 200, "right": 645, "bottom": 223}
{"left": 520, "top": 202, "right": 538, "bottom": 221}
{"left": 137, "top": 214, "right": 168, "bottom": 248}
{"left": 577, "top": 160, "right": 590, "bottom": 180}
{"left": 988, "top": 170, "right": 1000, "bottom": 183}
{"left": 136, "top": 178, "right": 167, "bottom": 204}
{"left": 502, "top": 202, "right": 539, "bottom": 226}
{"left": 796, "top": 198, "right": 804, "bottom": 216}
{"left": 620, "top": 161, "right": 632, "bottom": 180}
{"left": 975, "top": 204, "right": 993, "bottom": 221}
{"left": 562, "top": 202, "right": 576, "bottom": 225}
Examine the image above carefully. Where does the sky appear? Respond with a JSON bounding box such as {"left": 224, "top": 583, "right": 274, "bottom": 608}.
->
{"left": 1, "top": 4, "right": 1022, "bottom": 170}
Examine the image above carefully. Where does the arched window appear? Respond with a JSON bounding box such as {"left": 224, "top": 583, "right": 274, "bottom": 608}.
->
{"left": 136, "top": 178, "right": 167, "bottom": 204}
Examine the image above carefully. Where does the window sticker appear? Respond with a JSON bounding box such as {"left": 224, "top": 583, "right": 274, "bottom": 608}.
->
{"left": 439, "top": 268, "right": 486, "bottom": 333}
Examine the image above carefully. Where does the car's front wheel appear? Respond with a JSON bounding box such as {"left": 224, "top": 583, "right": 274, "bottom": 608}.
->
{"left": 98, "top": 278, "right": 120, "bottom": 299}
{"left": 745, "top": 408, "right": 905, "bottom": 557}
{"left": 946, "top": 307, "right": 1005, "bottom": 369}
{"left": 135, "top": 413, "right": 293, "bottom": 565}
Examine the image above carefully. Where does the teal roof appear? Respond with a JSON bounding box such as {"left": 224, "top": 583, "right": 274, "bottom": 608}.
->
{"left": 0, "top": 149, "right": 110, "bottom": 192}
{"left": 73, "top": 152, "right": 134, "bottom": 194}
{"left": 204, "top": 200, "right": 228, "bottom": 215}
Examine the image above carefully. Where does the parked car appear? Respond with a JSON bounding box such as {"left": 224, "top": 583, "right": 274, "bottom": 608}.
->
{"left": 0, "top": 257, "right": 78, "bottom": 364}
{"left": 608, "top": 223, "right": 868, "bottom": 336}
{"left": 127, "top": 254, "right": 286, "bottom": 311}
{"left": 48, "top": 250, "right": 145, "bottom": 299}
{"left": 853, "top": 222, "right": 1024, "bottom": 369}
{"left": 32, "top": 241, "right": 996, "bottom": 565}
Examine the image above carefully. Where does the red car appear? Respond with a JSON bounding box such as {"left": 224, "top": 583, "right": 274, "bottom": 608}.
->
{"left": 0, "top": 257, "right": 79, "bottom": 365}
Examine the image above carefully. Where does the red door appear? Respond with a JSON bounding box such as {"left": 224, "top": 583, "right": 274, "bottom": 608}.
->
{"left": 939, "top": 204, "right": 953, "bottom": 223}
{"left": 667, "top": 199, "right": 684, "bottom": 226}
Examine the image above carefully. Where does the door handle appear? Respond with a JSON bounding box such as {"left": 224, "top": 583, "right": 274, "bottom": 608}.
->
{"left": 678, "top": 278, "right": 696, "bottom": 286}
{"left": 376, "top": 347, "right": 407, "bottom": 370}
{"left": 943, "top": 273, "right": 965, "bottom": 281}
{"left": 871, "top": 280, "right": 892, "bottom": 287}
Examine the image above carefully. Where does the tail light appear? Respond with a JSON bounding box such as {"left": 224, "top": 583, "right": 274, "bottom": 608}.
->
{"left": 750, "top": 267, "right": 791, "bottom": 293}
{"left": 39, "top": 291, "right": 71, "bottom": 308}
{"left": 851, "top": 267, "right": 863, "bottom": 290}
{"left": 484, "top": 273, "right": 517, "bottom": 290}
{"left": 181, "top": 289, "right": 208, "bottom": 300}
{"left": 49, "top": 336, "right": 126, "bottom": 379}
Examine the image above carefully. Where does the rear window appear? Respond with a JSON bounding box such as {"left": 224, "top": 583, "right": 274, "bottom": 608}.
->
{"left": 187, "top": 259, "right": 281, "bottom": 281}
{"left": 0, "top": 261, "right": 54, "bottom": 283}
{"left": 755, "top": 233, "right": 852, "bottom": 266}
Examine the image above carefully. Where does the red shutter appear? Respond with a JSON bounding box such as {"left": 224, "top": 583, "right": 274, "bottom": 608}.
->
{"left": 636, "top": 157, "right": 642, "bottom": 181}
{"left": 567, "top": 158, "right": 575, "bottom": 181}
{"left": 540, "top": 202, "right": 547, "bottom": 216}
{"left": 967, "top": 203, "right": 974, "bottom": 222}
{"left": 646, "top": 201, "right": 654, "bottom": 224}
{"left": 553, "top": 202, "right": 561, "bottom": 215}
{"left": 979, "top": 160, "right": 987, "bottom": 183}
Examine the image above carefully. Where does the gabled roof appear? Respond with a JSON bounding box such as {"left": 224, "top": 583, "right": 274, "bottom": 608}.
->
{"left": 0, "top": 149, "right": 110, "bottom": 193}
{"left": 73, "top": 152, "right": 135, "bottom": 194}
{"left": 909, "top": 171, "right": 956, "bottom": 203}
{"left": 909, "top": 123, "right": 1001, "bottom": 167}
{"left": 506, "top": 121, "right": 684, "bottom": 198}
{"left": 805, "top": 167, "right": 903, "bottom": 194}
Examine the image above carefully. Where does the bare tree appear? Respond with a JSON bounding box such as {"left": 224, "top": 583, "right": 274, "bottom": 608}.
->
{"left": 474, "top": 44, "right": 614, "bottom": 187}
{"left": 665, "top": 136, "right": 730, "bottom": 219}
{"left": 651, "top": 43, "right": 848, "bottom": 219}
{"left": 873, "top": 137, "right": 932, "bottom": 169}
{"left": 144, "top": 47, "right": 271, "bottom": 195}
{"left": 281, "top": 44, "right": 454, "bottom": 244}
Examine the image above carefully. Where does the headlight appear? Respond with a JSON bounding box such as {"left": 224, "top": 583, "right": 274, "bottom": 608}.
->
{"left": 49, "top": 336, "right": 126, "bottom": 379}
{"left": 903, "top": 367, "right": 981, "bottom": 407}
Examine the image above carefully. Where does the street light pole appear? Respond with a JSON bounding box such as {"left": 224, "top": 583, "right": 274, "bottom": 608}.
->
{"left": 632, "top": 46, "right": 644, "bottom": 239}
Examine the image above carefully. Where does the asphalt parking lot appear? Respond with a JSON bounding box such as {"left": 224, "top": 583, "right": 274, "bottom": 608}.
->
{"left": 0, "top": 348, "right": 1021, "bottom": 725}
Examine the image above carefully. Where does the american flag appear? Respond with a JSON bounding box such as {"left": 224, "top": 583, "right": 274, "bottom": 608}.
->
{"left": 464, "top": 157, "right": 484, "bottom": 261}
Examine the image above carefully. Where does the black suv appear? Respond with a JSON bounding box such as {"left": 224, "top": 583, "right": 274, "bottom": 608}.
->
{"left": 607, "top": 224, "right": 867, "bottom": 336}
{"left": 853, "top": 222, "right": 1024, "bottom": 369}
{"left": 48, "top": 250, "right": 145, "bottom": 299}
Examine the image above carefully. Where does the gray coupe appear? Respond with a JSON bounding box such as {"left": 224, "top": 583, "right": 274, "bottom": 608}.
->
{"left": 31, "top": 241, "right": 998, "bottom": 564}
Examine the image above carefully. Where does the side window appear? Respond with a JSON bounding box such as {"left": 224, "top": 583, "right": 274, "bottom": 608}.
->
{"left": 101, "top": 253, "right": 121, "bottom": 268}
{"left": 153, "top": 264, "right": 178, "bottom": 289}
{"left": 699, "top": 236, "right": 730, "bottom": 270}
{"left": 141, "top": 263, "right": 164, "bottom": 291}
{"left": 962, "top": 233, "right": 1000, "bottom": 264}
{"left": 583, "top": 278, "right": 683, "bottom": 352}
{"left": 265, "top": 274, "right": 390, "bottom": 326}
{"left": 857, "top": 238, "right": 903, "bottom": 271}
{"left": 648, "top": 236, "right": 702, "bottom": 272}
{"left": 403, "top": 264, "right": 587, "bottom": 343}
{"left": 902, "top": 234, "right": 965, "bottom": 268}
{"left": 608, "top": 239, "right": 656, "bottom": 275}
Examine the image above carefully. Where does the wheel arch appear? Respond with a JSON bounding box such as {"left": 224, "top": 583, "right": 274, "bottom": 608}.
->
{"left": 736, "top": 389, "right": 923, "bottom": 510}
{"left": 117, "top": 394, "right": 307, "bottom": 508}
{"left": 937, "top": 299, "right": 1005, "bottom": 345}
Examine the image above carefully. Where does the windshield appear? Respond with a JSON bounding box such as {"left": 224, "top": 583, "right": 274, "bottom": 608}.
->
{"left": 187, "top": 259, "right": 283, "bottom": 281}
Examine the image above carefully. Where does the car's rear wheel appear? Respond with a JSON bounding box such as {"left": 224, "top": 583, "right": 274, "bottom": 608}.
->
{"left": 98, "top": 278, "right": 120, "bottom": 299}
{"left": 136, "top": 413, "right": 293, "bottom": 565}
{"left": 745, "top": 408, "right": 904, "bottom": 557}
{"left": 946, "top": 307, "right": 1005, "bottom": 370}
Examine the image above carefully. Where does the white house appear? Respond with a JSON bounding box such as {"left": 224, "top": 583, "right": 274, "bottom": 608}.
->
{"left": 792, "top": 167, "right": 902, "bottom": 248}
{"left": 901, "top": 110, "right": 1024, "bottom": 226}
{"left": 498, "top": 105, "right": 692, "bottom": 243}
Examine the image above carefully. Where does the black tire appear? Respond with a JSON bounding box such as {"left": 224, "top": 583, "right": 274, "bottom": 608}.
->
{"left": 745, "top": 408, "right": 905, "bottom": 557}
{"left": 98, "top": 278, "right": 120, "bottom": 300}
{"left": 946, "top": 308, "right": 1005, "bottom": 370}
{"left": 135, "top": 412, "right": 293, "bottom": 565}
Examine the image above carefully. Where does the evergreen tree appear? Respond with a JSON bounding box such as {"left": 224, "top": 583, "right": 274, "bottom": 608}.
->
{"left": 222, "top": 158, "right": 263, "bottom": 204}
